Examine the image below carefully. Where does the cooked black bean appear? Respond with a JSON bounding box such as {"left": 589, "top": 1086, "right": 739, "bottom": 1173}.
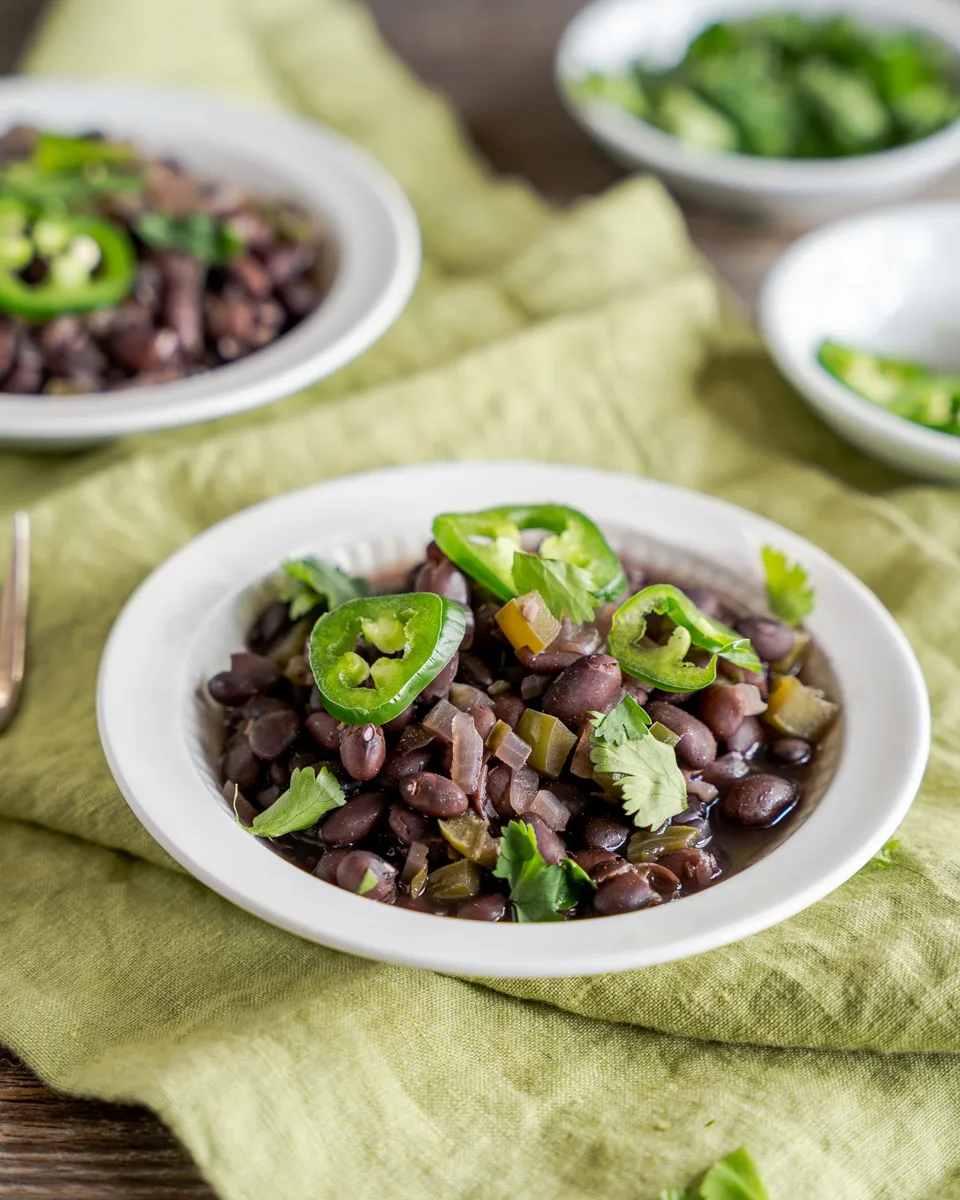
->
{"left": 378, "top": 746, "right": 434, "bottom": 788}
{"left": 725, "top": 715, "right": 763, "bottom": 758}
{"left": 399, "top": 771, "right": 469, "bottom": 818}
{"left": 769, "top": 737, "right": 813, "bottom": 766}
{"left": 457, "top": 895, "right": 507, "bottom": 922}
{"left": 383, "top": 705, "right": 416, "bottom": 739}
{"left": 724, "top": 774, "right": 798, "bottom": 827}
{"left": 646, "top": 701, "right": 717, "bottom": 769}
{"left": 305, "top": 710, "right": 343, "bottom": 752}
{"left": 224, "top": 784, "right": 260, "bottom": 827}
{"left": 458, "top": 651, "right": 494, "bottom": 688}
{"left": 159, "top": 253, "right": 205, "bottom": 356}
{"left": 701, "top": 751, "right": 750, "bottom": 787}
{"left": 222, "top": 738, "right": 261, "bottom": 791}
{"left": 256, "top": 785, "right": 281, "bottom": 810}
{"left": 313, "top": 848, "right": 351, "bottom": 884}
{"left": 521, "top": 813, "right": 566, "bottom": 866}
{"left": 571, "top": 848, "right": 622, "bottom": 877}
{"left": 659, "top": 848, "right": 721, "bottom": 890}
{"left": 420, "top": 654, "right": 459, "bottom": 704}
{"left": 515, "top": 646, "right": 582, "bottom": 675}
{"left": 335, "top": 851, "right": 396, "bottom": 902}
{"left": 340, "top": 723, "right": 386, "bottom": 782}
{"left": 593, "top": 868, "right": 660, "bottom": 915}
{"left": 413, "top": 545, "right": 470, "bottom": 604}
{"left": 542, "top": 653, "right": 622, "bottom": 727}
{"left": 493, "top": 692, "right": 526, "bottom": 730}
{"left": 388, "top": 803, "right": 428, "bottom": 845}
{"left": 698, "top": 684, "right": 747, "bottom": 741}
{"left": 248, "top": 708, "right": 299, "bottom": 760}
{"left": 735, "top": 615, "right": 795, "bottom": 664}
{"left": 322, "top": 793, "right": 388, "bottom": 845}
{"left": 582, "top": 816, "right": 629, "bottom": 852}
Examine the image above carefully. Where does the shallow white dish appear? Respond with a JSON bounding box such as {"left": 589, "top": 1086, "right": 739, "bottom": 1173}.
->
{"left": 97, "top": 462, "right": 929, "bottom": 978}
{"left": 555, "top": 0, "right": 960, "bottom": 224}
{"left": 0, "top": 79, "right": 421, "bottom": 449}
{"left": 760, "top": 202, "right": 960, "bottom": 481}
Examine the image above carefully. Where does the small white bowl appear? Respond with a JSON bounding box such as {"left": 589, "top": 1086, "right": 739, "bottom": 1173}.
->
{"left": 0, "top": 80, "right": 421, "bottom": 449}
{"left": 760, "top": 202, "right": 960, "bottom": 480}
{"left": 556, "top": 0, "right": 960, "bottom": 224}
{"left": 97, "top": 462, "right": 929, "bottom": 978}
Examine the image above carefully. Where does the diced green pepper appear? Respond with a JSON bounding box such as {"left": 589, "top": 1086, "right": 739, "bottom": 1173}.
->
{"left": 425, "top": 859, "right": 482, "bottom": 903}
{"left": 438, "top": 812, "right": 500, "bottom": 868}
{"left": 763, "top": 674, "right": 838, "bottom": 742}
{"left": 627, "top": 825, "right": 700, "bottom": 863}
{"left": 515, "top": 709, "right": 577, "bottom": 779}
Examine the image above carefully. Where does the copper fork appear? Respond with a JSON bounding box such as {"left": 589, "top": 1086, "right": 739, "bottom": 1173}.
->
{"left": 0, "top": 511, "right": 29, "bottom": 734}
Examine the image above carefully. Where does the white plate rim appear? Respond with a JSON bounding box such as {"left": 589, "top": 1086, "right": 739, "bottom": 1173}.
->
{"left": 96, "top": 461, "right": 930, "bottom": 977}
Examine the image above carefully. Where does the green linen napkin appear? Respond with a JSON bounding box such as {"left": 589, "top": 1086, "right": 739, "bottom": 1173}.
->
{"left": 2, "top": 1, "right": 960, "bottom": 1196}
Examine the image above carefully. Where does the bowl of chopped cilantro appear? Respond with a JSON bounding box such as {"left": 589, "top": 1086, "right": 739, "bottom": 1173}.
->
{"left": 760, "top": 201, "right": 960, "bottom": 480}
{"left": 556, "top": 0, "right": 960, "bottom": 222}
{"left": 97, "top": 462, "right": 928, "bottom": 976}
{"left": 0, "top": 79, "right": 420, "bottom": 448}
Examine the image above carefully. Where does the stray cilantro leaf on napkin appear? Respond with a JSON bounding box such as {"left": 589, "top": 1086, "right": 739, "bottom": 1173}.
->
{"left": 761, "top": 546, "right": 815, "bottom": 626}
{"left": 281, "top": 557, "right": 370, "bottom": 620}
{"left": 245, "top": 767, "right": 345, "bottom": 838}
{"left": 870, "top": 837, "right": 900, "bottom": 868}
{"left": 512, "top": 551, "right": 598, "bottom": 623}
{"left": 590, "top": 697, "right": 687, "bottom": 830}
{"left": 660, "top": 1146, "right": 770, "bottom": 1200}
{"left": 493, "top": 820, "right": 595, "bottom": 922}
{"left": 134, "top": 212, "right": 246, "bottom": 264}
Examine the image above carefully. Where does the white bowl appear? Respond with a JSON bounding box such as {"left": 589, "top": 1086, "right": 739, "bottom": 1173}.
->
{"left": 760, "top": 202, "right": 960, "bottom": 480}
{"left": 556, "top": 0, "right": 960, "bottom": 223}
{"left": 97, "top": 462, "right": 929, "bottom": 978}
{"left": 0, "top": 80, "right": 421, "bottom": 449}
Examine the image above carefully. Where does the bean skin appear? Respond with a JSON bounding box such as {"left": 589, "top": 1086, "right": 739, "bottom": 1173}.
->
{"left": 698, "top": 684, "right": 746, "bottom": 741}
{"left": 321, "top": 793, "right": 388, "bottom": 845}
{"left": 305, "top": 710, "right": 343, "bottom": 752}
{"left": 457, "top": 894, "right": 508, "bottom": 922}
{"left": 340, "top": 723, "right": 387, "bottom": 782}
{"left": 736, "top": 615, "right": 794, "bottom": 664}
{"left": 770, "top": 737, "right": 812, "bottom": 766}
{"left": 593, "top": 868, "right": 660, "bottom": 915}
{"left": 542, "top": 654, "right": 622, "bottom": 728}
{"left": 335, "top": 851, "right": 397, "bottom": 902}
{"left": 521, "top": 813, "right": 567, "bottom": 866}
{"left": 724, "top": 774, "right": 798, "bottom": 827}
{"left": 659, "top": 848, "right": 721, "bottom": 890}
{"left": 646, "top": 701, "right": 717, "bottom": 769}
{"left": 399, "top": 771, "right": 469, "bottom": 818}
{"left": 248, "top": 708, "right": 299, "bottom": 760}
{"left": 582, "top": 816, "right": 629, "bottom": 853}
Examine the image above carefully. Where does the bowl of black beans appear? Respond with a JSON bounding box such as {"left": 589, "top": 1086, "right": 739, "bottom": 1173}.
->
{"left": 0, "top": 79, "right": 420, "bottom": 449}
{"left": 97, "top": 462, "right": 930, "bottom": 976}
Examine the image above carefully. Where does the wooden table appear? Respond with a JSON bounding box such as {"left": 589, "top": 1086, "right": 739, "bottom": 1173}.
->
{"left": 0, "top": 0, "right": 922, "bottom": 1194}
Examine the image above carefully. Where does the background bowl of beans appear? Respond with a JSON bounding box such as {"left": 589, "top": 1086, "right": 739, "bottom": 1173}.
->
{"left": 556, "top": 0, "right": 960, "bottom": 224}
{"left": 0, "top": 79, "right": 421, "bottom": 449}
{"left": 97, "top": 462, "right": 929, "bottom": 977}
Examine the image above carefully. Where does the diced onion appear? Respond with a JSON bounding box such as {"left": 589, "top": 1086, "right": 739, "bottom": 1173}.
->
{"left": 521, "top": 674, "right": 550, "bottom": 700}
{"left": 451, "top": 711, "right": 483, "bottom": 795}
{"left": 449, "top": 682, "right": 495, "bottom": 713}
{"left": 422, "top": 699, "right": 460, "bottom": 743}
{"left": 487, "top": 720, "right": 533, "bottom": 771}
{"left": 472, "top": 705, "right": 497, "bottom": 741}
{"left": 732, "top": 683, "right": 767, "bottom": 716}
{"left": 509, "top": 765, "right": 539, "bottom": 814}
{"left": 570, "top": 727, "right": 595, "bottom": 779}
{"left": 530, "top": 789, "right": 570, "bottom": 831}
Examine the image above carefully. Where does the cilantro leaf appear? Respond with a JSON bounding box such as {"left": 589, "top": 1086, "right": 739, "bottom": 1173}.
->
{"left": 247, "top": 767, "right": 345, "bottom": 838}
{"left": 699, "top": 1147, "right": 770, "bottom": 1200}
{"left": 590, "top": 699, "right": 687, "bottom": 830}
{"left": 589, "top": 694, "right": 651, "bottom": 746}
{"left": 660, "top": 1146, "right": 770, "bottom": 1200}
{"left": 281, "top": 556, "right": 369, "bottom": 620}
{"left": 512, "top": 551, "right": 598, "bottom": 623}
{"left": 493, "top": 820, "right": 595, "bottom": 922}
{"left": 761, "top": 546, "right": 815, "bottom": 626}
{"left": 133, "top": 212, "right": 245, "bottom": 265}
{"left": 870, "top": 837, "right": 900, "bottom": 868}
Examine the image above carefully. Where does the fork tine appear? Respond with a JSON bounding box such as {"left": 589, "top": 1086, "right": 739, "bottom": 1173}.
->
{"left": 0, "top": 511, "right": 30, "bottom": 733}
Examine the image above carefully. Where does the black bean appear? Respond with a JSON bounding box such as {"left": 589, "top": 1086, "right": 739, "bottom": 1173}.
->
{"left": 335, "top": 850, "right": 396, "bottom": 902}
{"left": 305, "top": 710, "right": 343, "bottom": 752}
{"left": 278, "top": 277, "right": 319, "bottom": 317}
{"left": 159, "top": 253, "right": 206, "bottom": 358}
{"left": 724, "top": 774, "right": 798, "bottom": 827}
{"left": 701, "top": 752, "right": 750, "bottom": 787}
{"left": 736, "top": 615, "right": 795, "bottom": 664}
{"left": 222, "top": 738, "right": 261, "bottom": 791}
{"left": 541, "top": 654, "right": 622, "bottom": 728}
{"left": 725, "top": 715, "right": 763, "bottom": 758}
{"left": 521, "top": 814, "right": 567, "bottom": 866}
{"left": 0, "top": 321, "right": 16, "bottom": 381}
{"left": 769, "top": 737, "right": 812, "bottom": 766}
{"left": 2, "top": 335, "right": 43, "bottom": 393}
{"left": 659, "top": 848, "right": 721, "bottom": 890}
{"left": 227, "top": 254, "right": 273, "bottom": 298}
{"left": 383, "top": 705, "right": 416, "bottom": 739}
{"left": 266, "top": 242, "right": 316, "bottom": 285}
{"left": 458, "top": 651, "right": 494, "bottom": 688}
{"left": 321, "top": 793, "right": 388, "bottom": 845}
{"left": 457, "top": 894, "right": 507, "bottom": 921}
{"left": 420, "top": 654, "right": 458, "bottom": 703}
{"left": 413, "top": 545, "right": 470, "bottom": 604}
{"left": 485, "top": 764, "right": 513, "bottom": 820}
{"left": 248, "top": 708, "right": 299, "bottom": 760}
{"left": 110, "top": 325, "right": 181, "bottom": 372}
{"left": 593, "top": 869, "right": 660, "bottom": 915}
{"left": 313, "top": 848, "right": 351, "bottom": 884}
{"left": 378, "top": 746, "right": 433, "bottom": 788}
{"left": 269, "top": 758, "right": 291, "bottom": 788}
{"left": 493, "top": 692, "right": 525, "bottom": 730}
{"left": 209, "top": 652, "right": 282, "bottom": 704}
{"left": 571, "top": 848, "right": 621, "bottom": 876}
{"left": 515, "top": 647, "right": 582, "bottom": 675}
{"left": 340, "top": 723, "right": 387, "bottom": 781}
{"left": 646, "top": 701, "right": 717, "bottom": 769}
{"left": 399, "top": 771, "right": 469, "bottom": 818}
{"left": 698, "top": 684, "right": 746, "bottom": 741}
{"left": 224, "top": 784, "right": 260, "bottom": 827}
{"left": 582, "top": 816, "right": 629, "bottom": 852}
{"left": 256, "top": 785, "right": 281, "bottom": 810}
{"left": 388, "top": 803, "right": 428, "bottom": 845}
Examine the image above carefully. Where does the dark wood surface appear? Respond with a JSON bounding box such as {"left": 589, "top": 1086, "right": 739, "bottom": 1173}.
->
{"left": 0, "top": 0, "right": 875, "bottom": 1195}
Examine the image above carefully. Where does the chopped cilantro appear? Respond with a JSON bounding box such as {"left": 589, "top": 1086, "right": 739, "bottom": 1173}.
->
{"left": 493, "top": 820, "right": 595, "bottom": 922}
{"left": 134, "top": 211, "right": 245, "bottom": 264}
{"left": 243, "top": 766, "right": 345, "bottom": 838}
{"left": 761, "top": 546, "right": 815, "bottom": 626}
{"left": 512, "top": 551, "right": 598, "bottom": 624}
{"left": 281, "top": 556, "right": 369, "bottom": 620}
{"left": 589, "top": 698, "right": 687, "bottom": 830}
